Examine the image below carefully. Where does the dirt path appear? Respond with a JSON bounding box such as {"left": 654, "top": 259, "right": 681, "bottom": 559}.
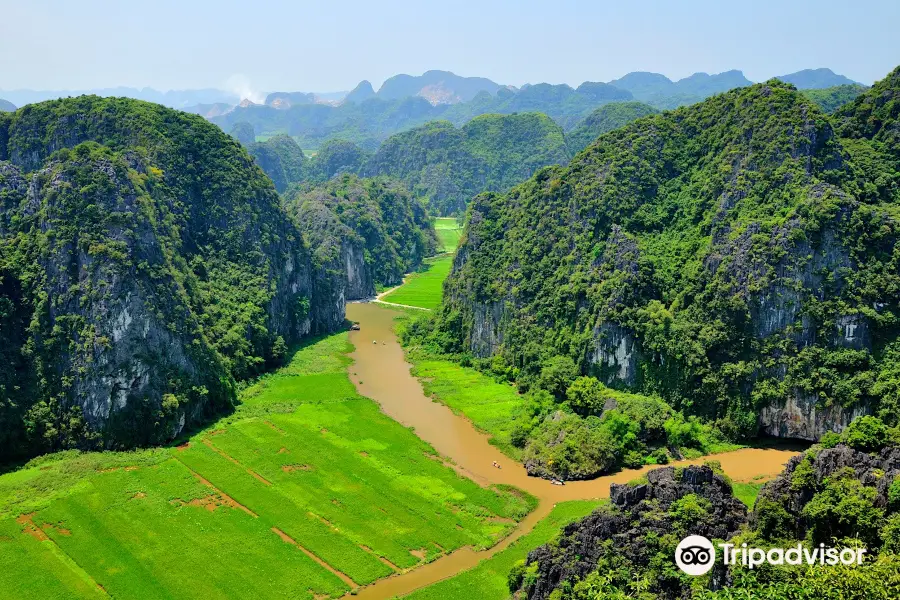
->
{"left": 343, "top": 302, "right": 800, "bottom": 599}
{"left": 365, "top": 279, "right": 433, "bottom": 312}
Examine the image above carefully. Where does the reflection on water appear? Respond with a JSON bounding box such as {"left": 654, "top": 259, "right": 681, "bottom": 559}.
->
{"left": 344, "top": 302, "right": 801, "bottom": 599}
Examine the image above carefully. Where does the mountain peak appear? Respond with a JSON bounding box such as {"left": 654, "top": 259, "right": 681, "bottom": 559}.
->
{"left": 344, "top": 80, "right": 376, "bottom": 104}
{"left": 776, "top": 68, "right": 860, "bottom": 89}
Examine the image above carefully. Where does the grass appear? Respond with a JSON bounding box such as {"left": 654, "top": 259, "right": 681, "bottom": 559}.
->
{"left": 0, "top": 332, "right": 535, "bottom": 599}
{"left": 434, "top": 217, "right": 463, "bottom": 253}
{"left": 380, "top": 255, "right": 453, "bottom": 310}
{"left": 407, "top": 356, "right": 525, "bottom": 459}
{"left": 732, "top": 482, "right": 764, "bottom": 508}
{"left": 404, "top": 500, "right": 603, "bottom": 600}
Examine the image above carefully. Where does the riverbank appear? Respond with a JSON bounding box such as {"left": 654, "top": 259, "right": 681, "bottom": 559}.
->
{"left": 345, "top": 302, "right": 800, "bottom": 599}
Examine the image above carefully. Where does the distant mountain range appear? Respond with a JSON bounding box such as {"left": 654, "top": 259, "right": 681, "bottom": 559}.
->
{"left": 208, "top": 67, "right": 866, "bottom": 151}
{"left": 3, "top": 67, "right": 862, "bottom": 112}
{"left": 775, "top": 68, "right": 860, "bottom": 89}
{"left": 3, "top": 68, "right": 866, "bottom": 151}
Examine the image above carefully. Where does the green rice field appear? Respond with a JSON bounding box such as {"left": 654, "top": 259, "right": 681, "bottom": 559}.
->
{"left": 408, "top": 357, "right": 525, "bottom": 459}
{"left": 434, "top": 217, "right": 463, "bottom": 253}
{"left": 380, "top": 255, "right": 452, "bottom": 310}
{"left": 405, "top": 500, "right": 603, "bottom": 600}
{"left": 0, "top": 333, "right": 535, "bottom": 599}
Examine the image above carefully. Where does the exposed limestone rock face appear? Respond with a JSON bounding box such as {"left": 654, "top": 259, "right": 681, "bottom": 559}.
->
{"left": 759, "top": 393, "right": 870, "bottom": 440}
{"left": 590, "top": 322, "right": 641, "bottom": 385}
{"left": 344, "top": 243, "right": 373, "bottom": 300}
{"left": 0, "top": 96, "right": 345, "bottom": 457}
{"left": 523, "top": 466, "right": 747, "bottom": 600}
{"left": 441, "top": 79, "right": 900, "bottom": 442}
{"left": 470, "top": 300, "right": 506, "bottom": 357}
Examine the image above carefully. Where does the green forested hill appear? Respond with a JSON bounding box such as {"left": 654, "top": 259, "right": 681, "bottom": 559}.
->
{"left": 209, "top": 81, "right": 634, "bottom": 150}
{"left": 284, "top": 174, "right": 438, "bottom": 294}
{"left": 802, "top": 84, "right": 870, "bottom": 113}
{"left": 246, "top": 134, "right": 308, "bottom": 192}
{"left": 244, "top": 107, "right": 658, "bottom": 217}
{"left": 566, "top": 101, "right": 658, "bottom": 153}
{"left": 364, "top": 113, "right": 571, "bottom": 214}
{"left": 433, "top": 70, "right": 900, "bottom": 448}
{"left": 833, "top": 65, "right": 900, "bottom": 165}
{"left": 0, "top": 96, "right": 347, "bottom": 459}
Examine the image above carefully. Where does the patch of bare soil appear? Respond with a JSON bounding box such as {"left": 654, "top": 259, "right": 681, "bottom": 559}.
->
{"left": 15, "top": 513, "right": 49, "bottom": 541}
{"left": 282, "top": 464, "right": 312, "bottom": 473}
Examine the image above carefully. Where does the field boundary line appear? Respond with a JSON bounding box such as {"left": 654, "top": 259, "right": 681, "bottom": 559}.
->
{"left": 17, "top": 513, "right": 111, "bottom": 598}
{"left": 270, "top": 527, "right": 358, "bottom": 588}
{"left": 174, "top": 458, "right": 260, "bottom": 517}
{"left": 360, "top": 545, "right": 400, "bottom": 572}
{"left": 201, "top": 438, "right": 274, "bottom": 486}
{"left": 372, "top": 299, "right": 433, "bottom": 311}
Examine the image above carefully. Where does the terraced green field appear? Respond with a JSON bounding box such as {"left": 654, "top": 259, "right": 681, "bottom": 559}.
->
{"left": 405, "top": 500, "right": 603, "bottom": 600}
{"left": 380, "top": 255, "right": 452, "bottom": 310}
{"left": 434, "top": 217, "right": 463, "bottom": 253}
{"left": 0, "top": 333, "right": 535, "bottom": 599}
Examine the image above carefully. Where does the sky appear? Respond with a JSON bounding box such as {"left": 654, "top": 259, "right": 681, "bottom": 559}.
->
{"left": 2, "top": 0, "right": 899, "bottom": 95}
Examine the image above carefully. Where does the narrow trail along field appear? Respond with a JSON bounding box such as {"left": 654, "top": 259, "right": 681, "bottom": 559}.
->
{"left": 344, "top": 302, "right": 801, "bottom": 599}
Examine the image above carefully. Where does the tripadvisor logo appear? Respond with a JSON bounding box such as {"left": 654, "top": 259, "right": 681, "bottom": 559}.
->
{"left": 675, "top": 535, "right": 867, "bottom": 576}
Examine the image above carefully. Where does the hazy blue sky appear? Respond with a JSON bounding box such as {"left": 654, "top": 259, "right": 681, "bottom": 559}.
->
{"left": 2, "top": 0, "right": 898, "bottom": 95}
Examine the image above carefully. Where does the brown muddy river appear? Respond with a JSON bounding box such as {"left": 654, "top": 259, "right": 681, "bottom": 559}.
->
{"left": 344, "top": 302, "right": 801, "bottom": 599}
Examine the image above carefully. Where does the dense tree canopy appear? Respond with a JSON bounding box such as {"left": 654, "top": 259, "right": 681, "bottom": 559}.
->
{"left": 0, "top": 97, "right": 344, "bottom": 459}
{"left": 430, "top": 70, "right": 900, "bottom": 446}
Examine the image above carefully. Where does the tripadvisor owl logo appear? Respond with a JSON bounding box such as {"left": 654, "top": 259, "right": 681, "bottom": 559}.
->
{"left": 675, "top": 535, "right": 716, "bottom": 575}
{"left": 675, "top": 535, "right": 868, "bottom": 576}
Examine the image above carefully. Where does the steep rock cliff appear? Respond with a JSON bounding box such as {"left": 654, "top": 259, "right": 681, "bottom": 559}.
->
{"left": 285, "top": 174, "right": 437, "bottom": 297}
{"left": 440, "top": 71, "right": 900, "bottom": 441}
{"left": 0, "top": 96, "right": 343, "bottom": 458}
{"left": 518, "top": 465, "right": 747, "bottom": 600}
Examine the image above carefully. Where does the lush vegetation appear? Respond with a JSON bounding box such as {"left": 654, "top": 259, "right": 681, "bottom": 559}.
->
{"left": 566, "top": 101, "right": 658, "bottom": 153}
{"left": 284, "top": 174, "right": 438, "bottom": 291}
{"left": 406, "top": 500, "right": 603, "bottom": 600}
{"left": 363, "top": 113, "right": 571, "bottom": 215}
{"left": 434, "top": 216, "right": 463, "bottom": 252}
{"left": 401, "top": 317, "right": 739, "bottom": 479}
{"left": 0, "top": 96, "right": 348, "bottom": 459}
{"left": 802, "top": 84, "right": 870, "bottom": 113}
{"left": 381, "top": 255, "right": 453, "bottom": 309}
{"left": 246, "top": 133, "right": 308, "bottom": 192}
{"left": 0, "top": 331, "right": 535, "bottom": 599}
{"left": 515, "top": 416, "right": 900, "bottom": 599}
{"left": 401, "top": 351, "right": 526, "bottom": 458}
{"left": 420, "top": 69, "right": 900, "bottom": 459}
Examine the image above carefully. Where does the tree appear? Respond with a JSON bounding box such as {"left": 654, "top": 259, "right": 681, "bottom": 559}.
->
{"left": 841, "top": 416, "right": 888, "bottom": 452}
{"left": 566, "top": 376, "right": 606, "bottom": 415}
{"left": 539, "top": 356, "right": 579, "bottom": 399}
